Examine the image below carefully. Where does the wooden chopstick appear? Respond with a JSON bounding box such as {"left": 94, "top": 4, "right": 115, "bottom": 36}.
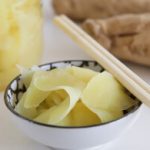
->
{"left": 53, "top": 15, "right": 150, "bottom": 107}
{"left": 61, "top": 15, "right": 150, "bottom": 94}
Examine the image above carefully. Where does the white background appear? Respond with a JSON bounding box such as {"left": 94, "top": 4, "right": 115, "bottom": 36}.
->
{"left": 0, "top": 0, "right": 150, "bottom": 149}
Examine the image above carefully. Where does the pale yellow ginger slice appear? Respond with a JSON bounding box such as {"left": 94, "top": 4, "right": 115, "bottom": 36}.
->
{"left": 66, "top": 66, "right": 98, "bottom": 83}
{"left": 33, "top": 68, "right": 86, "bottom": 91}
{"left": 15, "top": 93, "right": 38, "bottom": 119}
{"left": 45, "top": 89, "right": 68, "bottom": 108}
{"left": 34, "top": 86, "right": 81, "bottom": 125}
{"left": 71, "top": 101, "right": 101, "bottom": 126}
{"left": 82, "top": 71, "right": 135, "bottom": 122}
{"left": 57, "top": 101, "right": 101, "bottom": 126}
{"left": 24, "top": 81, "right": 49, "bottom": 108}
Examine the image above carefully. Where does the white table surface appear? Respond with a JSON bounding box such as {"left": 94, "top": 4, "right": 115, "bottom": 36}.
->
{"left": 0, "top": 1, "right": 150, "bottom": 149}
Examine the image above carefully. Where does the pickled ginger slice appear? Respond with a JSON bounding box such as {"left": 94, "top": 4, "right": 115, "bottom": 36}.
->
{"left": 17, "top": 65, "right": 41, "bottom": 88}
{"left": 33, "top": 68, "right": 86, "bottom": 91}
{"left": 56, "top": 101, "right": 101, "bottom": 126}
{"left": 34, "top": 86, "right": 81, "bottom": 125}
{"left": 45, "top": 89, "right": 68, "bottom": 108}
{"left": 56, "top": 112, "right": 72, "bottom": 126}
{"left": 82, "top": 71, "right": 135, "bottom": 123}
{"left": 90, "top": 108, "right": 123, "bottom": 123}
{"left": 24, "top": 81, "right": 49, "bottom": 108}
{"left": 71, "top": 101, "right": 101, "bottom": 126}
{"left": 66, "top": 66, "right": 98, "bottom": 83}
{"left": 15, "top": 93, "right": 38, "bottom": 119}
{"left": 36, "top": 100, "right": 50, "bottom": 115}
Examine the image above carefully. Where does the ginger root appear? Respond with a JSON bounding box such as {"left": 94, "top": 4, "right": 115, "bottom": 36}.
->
{"left": 82, "top": 14, "right": 150, "bottom": 66}
{"left": 52, "top": 0, "right": 150, "bottom": 21}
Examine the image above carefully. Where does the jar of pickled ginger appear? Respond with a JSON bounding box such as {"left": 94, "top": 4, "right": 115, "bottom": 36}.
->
{"left": 0, "top": 0, "right": 43, "bottom": 90}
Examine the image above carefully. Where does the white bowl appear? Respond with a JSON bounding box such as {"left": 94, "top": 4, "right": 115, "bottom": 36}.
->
{"left": 4, "top": 60, "right": 142, "bottom": 150}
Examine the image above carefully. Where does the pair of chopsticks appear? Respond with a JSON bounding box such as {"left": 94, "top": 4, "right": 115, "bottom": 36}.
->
{"left": 53, "top": 15, "right": 150, "bottom": 107}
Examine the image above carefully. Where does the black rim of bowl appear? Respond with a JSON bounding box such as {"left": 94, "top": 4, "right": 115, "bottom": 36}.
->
{"left": 4, "top": 60, "right": 142, "bottom": 129}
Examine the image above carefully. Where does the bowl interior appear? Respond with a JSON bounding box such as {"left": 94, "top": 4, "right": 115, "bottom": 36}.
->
{"left": 4, "top": 60, "right": 141, "bottom": 128}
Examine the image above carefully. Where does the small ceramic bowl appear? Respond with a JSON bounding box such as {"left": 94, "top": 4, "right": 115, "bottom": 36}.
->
{"left": 4, "top": 60, "right": 142, "bottom": 150}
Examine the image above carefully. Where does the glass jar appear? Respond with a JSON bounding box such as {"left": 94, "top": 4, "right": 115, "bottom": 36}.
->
{"left": 0, "top": 0, "right": 43, "bottom": 90}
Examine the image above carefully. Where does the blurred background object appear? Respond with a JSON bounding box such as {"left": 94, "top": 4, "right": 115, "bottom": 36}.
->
{"left": 52, "top": 0, "right": 150, "bottom": 67}
{"left": 82, "top": 14, "right": 150, "bottom": 66}
{"left": 53, "top": 0, "right": 150, "bottom": 21}
{"left": 0, "top": 0, "right": 43, "bottom": 90}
